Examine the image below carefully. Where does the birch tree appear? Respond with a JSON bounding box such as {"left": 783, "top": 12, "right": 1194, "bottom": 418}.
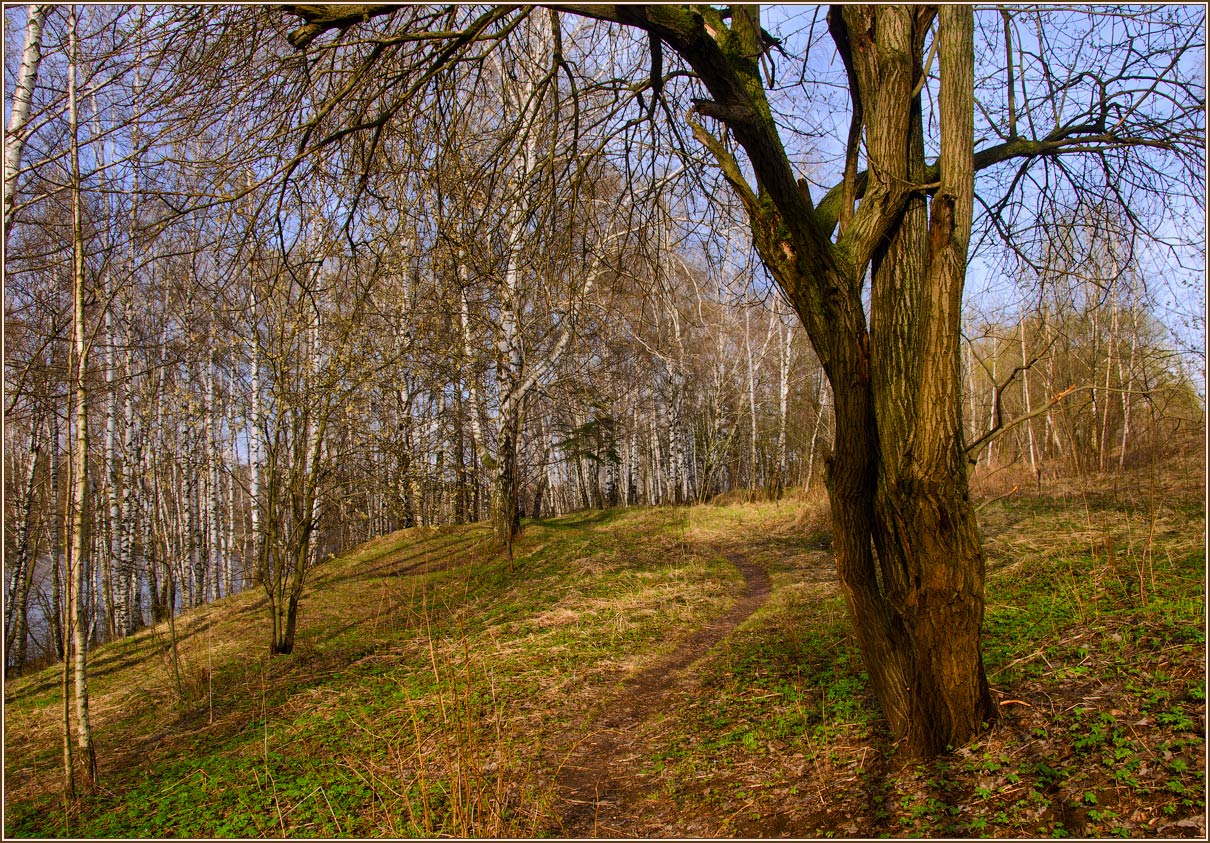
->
{"left": 64, "top": 4, "right": 97, "bottom": 789}
{"left": 3, "top": 4, "right": 49, "bottom": 237}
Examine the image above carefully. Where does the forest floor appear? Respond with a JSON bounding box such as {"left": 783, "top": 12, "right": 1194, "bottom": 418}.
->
{"left": 4, "top": 457, "right": 1205, "bottom": 838}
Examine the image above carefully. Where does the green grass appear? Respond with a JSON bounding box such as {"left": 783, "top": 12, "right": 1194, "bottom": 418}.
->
{"left": 4, "top": 474, "right": 1204, "bottom": 838}
{"left": 5, "top": 505, "right": 738, "bottom": 838}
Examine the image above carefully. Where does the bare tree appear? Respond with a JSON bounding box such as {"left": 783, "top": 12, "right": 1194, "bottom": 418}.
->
{"left": 279, "top": 3, "right": 1203, "bottom": 755}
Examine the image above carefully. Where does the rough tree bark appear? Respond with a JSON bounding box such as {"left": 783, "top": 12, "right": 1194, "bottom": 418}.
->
{"left": 556, "top": 3, "right": 995, "bottom": 756}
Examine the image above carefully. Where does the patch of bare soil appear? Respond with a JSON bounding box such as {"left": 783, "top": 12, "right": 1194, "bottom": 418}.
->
{"left": 549, "top": 549, "right": 771, "bottom": 837}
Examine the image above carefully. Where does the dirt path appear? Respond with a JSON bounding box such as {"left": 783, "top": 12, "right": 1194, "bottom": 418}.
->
{"left": 551, "top": 548, "right": 772, "bottom": 837}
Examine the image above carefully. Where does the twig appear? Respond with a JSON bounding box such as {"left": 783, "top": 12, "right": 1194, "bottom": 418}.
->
{"left": 989, "top": 646, "right": 1047, "bottom": 678}
{"left": 967, "top": 384, "right": 1093, "bottom": 460}
{"left": 976, "top": 484, "right": 1020, "bottom": 511}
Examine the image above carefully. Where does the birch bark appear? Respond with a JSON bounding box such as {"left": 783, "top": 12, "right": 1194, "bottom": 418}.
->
{"left": 5, "top": 417, "right": 41, "bottom": 672}
{"left": 66, "top": 7, "right": 97, "bottom": 786}
{"left": 3, "top": 4, "right": 48, "bottom": 235}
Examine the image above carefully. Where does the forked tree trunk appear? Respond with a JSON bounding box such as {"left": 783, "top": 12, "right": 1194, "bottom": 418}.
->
{"left": 594, "top": 3, "right": 996, "bottom": 756}
{"left": 863, "top": 6, "right": 994, "bottom": 753}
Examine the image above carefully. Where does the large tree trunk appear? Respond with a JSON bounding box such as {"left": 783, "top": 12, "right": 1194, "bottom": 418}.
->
{"left": 594, "top": 3, "right": 997, "bottom": 756}
{"left": 861, "top": 6, "right": 994, "bottom": 753}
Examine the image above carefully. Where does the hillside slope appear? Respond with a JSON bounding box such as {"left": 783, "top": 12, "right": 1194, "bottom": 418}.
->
{"left": 4, "top": 477, "right": 1205, "bottom": 838}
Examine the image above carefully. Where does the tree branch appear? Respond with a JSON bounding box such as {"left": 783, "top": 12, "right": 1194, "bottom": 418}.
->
{"left": 815, "top": 124, "right": 1180, "bottom": 239}
{"left": 965, "top": 384, "right": 1092, "bottom": 461}
{"left": 282, "top": 4, "right": 401, "bottom": 49}
{"left": 686, "top": 115, "right": 759, "bottom": 218}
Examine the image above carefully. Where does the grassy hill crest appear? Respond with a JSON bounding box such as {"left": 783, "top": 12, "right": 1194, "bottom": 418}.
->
{"left": 4, "top": 470, "right": 1205, "bottom": 838}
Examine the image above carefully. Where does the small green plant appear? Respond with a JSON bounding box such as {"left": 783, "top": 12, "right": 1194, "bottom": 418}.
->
{"left": 1157, "top": 710, "right": 1196, "bottom": 731}
{"left": 1033, "top": 762, "right": 1067, "bottom": 788}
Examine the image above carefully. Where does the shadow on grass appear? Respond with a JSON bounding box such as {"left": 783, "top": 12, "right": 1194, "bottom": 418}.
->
{"left": 316, "top": 531, "right": 486, "bottom": 588}
{"left": 529, "top": 508, "right": 625, "bottom": 531}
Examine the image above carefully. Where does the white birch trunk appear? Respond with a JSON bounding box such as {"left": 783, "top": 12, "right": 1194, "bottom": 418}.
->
{"left": 104, "top": 283, "right": 125, "bottom": 638}
{"left": 5, "top": 416, "right": 41, "bottom": 670}
{"left": 185, "top": 383, "right": 203, "bottom": 607}
{"left": 459, "top": 273, "right": 490, "bottom": 472}
{"left": 745, "top": 305, "right": 758, "bottom": 492}
{"left": 206, "top": 349, "right": 222, "bottom": 600}
{"left": 1020, "top": 318, "right": 1039, "bottom": 480}
{"left": 249, "top": 288, "right": 262, "bottom": 584}
{"left": 3, "top": 4, "right": 48, "bottom": 235}
{"left": 1118, "top": 312, "right": 1137, "bottom": 469}
{"left": 66, "top": 9, "right": 97, "bottom": 785}
{"left": 649, "top": 399, "right": 663, "bottom": 504}
{"left": 49, "top": 406, "right": 64, "bottom": 658}
{"left": 115, "top": 63, "right": 142, "bottom": 631}
{"left": 119, "top": 346, "right": 138, "bottom": 630}
{"left": 804, "top": 369, "right": 827, "bottom": 493}
{"left": 224, "top": 370, "right": 237, "bottom": 596}
{"left": 306, "top": 309, "right": 322, "bottom": 567}
{"left": 776, "top": 317, "right": 793, "bottom": 494}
